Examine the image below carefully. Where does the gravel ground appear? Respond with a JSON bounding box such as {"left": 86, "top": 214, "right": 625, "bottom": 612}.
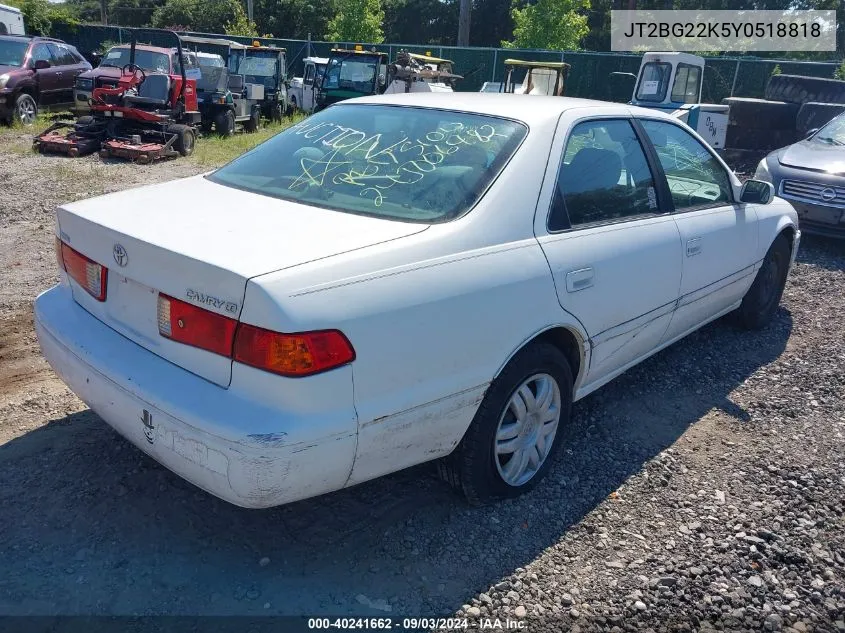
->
{"left": 0, "top": 128, "right": 843, "bottom": 632}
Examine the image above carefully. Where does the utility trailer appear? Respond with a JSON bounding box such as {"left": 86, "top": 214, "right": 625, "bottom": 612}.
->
{"left": 0, "top": 3, "right": 24, "bottom": 35}
{"left": 628, "top": 52, "right": 729, "bottom": 150}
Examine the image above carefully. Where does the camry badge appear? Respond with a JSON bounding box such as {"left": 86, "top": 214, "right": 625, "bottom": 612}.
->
{"left": 113, "top": 243, "right": 128, "bottom": 267}
{"left": 820, "top": 187, "right": 836, "bottom": 202}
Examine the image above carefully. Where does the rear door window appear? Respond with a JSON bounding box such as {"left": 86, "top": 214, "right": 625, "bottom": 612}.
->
{"left": 550, "top": 118, "right": 662, "bottom": 231}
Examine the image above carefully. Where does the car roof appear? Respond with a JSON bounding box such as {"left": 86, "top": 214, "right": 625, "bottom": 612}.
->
{"left": 344, "top": 92, "right": 678, "bottom": 125}
{"left": 1, "top": 35, "right": 66, "bottom": 44}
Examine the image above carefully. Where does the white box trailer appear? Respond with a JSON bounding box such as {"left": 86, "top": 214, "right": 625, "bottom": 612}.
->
{"left": 630, "top": 52, "right": 729, "bottom": 149}
{"left": 0, "top": 2, "right": 25, "bottom": 35}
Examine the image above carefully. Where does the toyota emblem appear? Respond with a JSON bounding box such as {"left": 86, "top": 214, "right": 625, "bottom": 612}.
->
{"left": 820, "top": 187, "right": 836, "bottom": 203}
{"left": 113, "top": 244, "right": 128, "bottom": 267}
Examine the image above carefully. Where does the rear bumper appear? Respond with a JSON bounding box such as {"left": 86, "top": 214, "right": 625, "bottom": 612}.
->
{"left": 34, "top": 284, "right": 357, "bottom": 509}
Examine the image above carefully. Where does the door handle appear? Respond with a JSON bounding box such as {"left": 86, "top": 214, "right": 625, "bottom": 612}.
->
{"left": 565, "top": 267, "right": 594, "bottom": 293}
{"left": 686, "top": 238, "right": 702, "bottom": 257}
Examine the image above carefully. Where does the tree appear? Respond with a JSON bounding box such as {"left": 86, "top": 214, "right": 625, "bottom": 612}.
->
{"left": 503, "top": 0, "right": 590, "bottom": 50}
{"left": 151, "top": 0, "right": 250, "bottom": 33}
{"left": 20, "top": 0, "right": 52, "bottom": 35}
{"left": 326, "top": 0, "right": 385, "bottom": 43}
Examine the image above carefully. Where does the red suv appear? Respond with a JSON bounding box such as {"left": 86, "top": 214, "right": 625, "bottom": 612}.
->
{"left": 0, "top": 35, "right": 92, "bottom": 125}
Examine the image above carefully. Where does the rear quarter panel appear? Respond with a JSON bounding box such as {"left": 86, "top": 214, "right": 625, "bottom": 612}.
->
{"left": 239, "top": 120, "right": 589, "bottom": 485}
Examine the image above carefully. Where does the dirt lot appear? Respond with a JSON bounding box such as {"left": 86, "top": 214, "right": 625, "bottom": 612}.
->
{"left": 0, "top": 126, "right": 843, "bottom": 632}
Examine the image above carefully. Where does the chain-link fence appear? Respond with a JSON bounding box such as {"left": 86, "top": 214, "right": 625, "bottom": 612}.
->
{"left": 52, "top": 24, "right": 841, "bottom": 101}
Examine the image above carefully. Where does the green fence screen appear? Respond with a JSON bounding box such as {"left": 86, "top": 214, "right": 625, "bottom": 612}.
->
{"left": 52, "top": 23, "right": 841, "bottom": 101}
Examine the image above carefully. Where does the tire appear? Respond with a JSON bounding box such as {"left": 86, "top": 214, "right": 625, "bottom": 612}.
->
{"left": 288, "top": 96, "right": 298, "bottom": 113}
{"left": 720, "top": 97, "right": 799, "bottom": 130}
{"left": 765, "top": 74, "right": 845, "bottom": 106}
{"left": 13, "top": 93, "right": 38, "bottom": 126}
{"left": 168, "top": 124, "right": 196, "bottom": 157}
{"left": 796, "top": 102, "right": 845, "bottom": 135}
{"left": 272, "top": 102, "right": 284, "bottom": 122}
{"left": 214, "top": 109, "right": 234, "bottom": 137}
{"left": 243, "top": 107, "right": 260, "bottom": 133}
{"left": 736, "top": 234, "right": 791, "bottom": 330}
{"left": 438, "top": 342, "right": 573, "bottom": 506}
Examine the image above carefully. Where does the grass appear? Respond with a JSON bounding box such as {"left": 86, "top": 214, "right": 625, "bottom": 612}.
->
{"left": 0, "top": 111, "right": 307, "bottom": 171}
{"left": 190, "top": 112, "right": 308, "bottom": 168}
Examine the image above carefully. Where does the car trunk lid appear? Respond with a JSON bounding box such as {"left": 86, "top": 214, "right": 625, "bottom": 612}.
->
{"left": 56, "top": 175, "right": 429, "bottom": 387}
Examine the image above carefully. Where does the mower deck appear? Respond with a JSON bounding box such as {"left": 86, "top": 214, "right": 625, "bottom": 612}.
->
{"left": 99, "top": 135, "right": 179, "bottom": 164}
{"left": 33, "top": 122, "right": 104, "bottom": 158}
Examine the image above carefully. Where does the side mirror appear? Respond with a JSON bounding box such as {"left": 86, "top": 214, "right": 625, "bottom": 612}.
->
{"left": 740, "top": 179, "right": 775, "bottom": 204}
{"left": 33, "top": 59, "right": 50, "bottom": 70}
{"left": 378, "top": 73, "right": 386, "bottom": 86}
{"left": 805, "top": 128, "right": 819, "bottom": 139}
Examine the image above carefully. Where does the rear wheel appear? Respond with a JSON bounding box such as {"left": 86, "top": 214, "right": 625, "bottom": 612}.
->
{"left": 244, "top": 107, "right": 260, "bottom": 133}
{"left": 736, "top": 234, "right": 791, "bottom": 330}
{"left": 438, "top": 342, "right": 573, "bottom": 505}
{"left": 214, "top": 109, "right": 234, "bottom": 137}
{"left": 168, "top": 124, "right": 196, "bottom": 157}
{"left": 14, "top": 93, "right": 38, "bottom": 126}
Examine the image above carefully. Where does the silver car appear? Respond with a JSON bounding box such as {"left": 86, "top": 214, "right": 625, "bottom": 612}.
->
{"left": 755, "top": 112, "right": 845, "bottom": 238}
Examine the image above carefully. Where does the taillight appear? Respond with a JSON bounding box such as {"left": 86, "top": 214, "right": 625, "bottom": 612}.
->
{"left": 156, "top": 293, "right": 355, "bottom": 377}
{"left": 233, "top": 325, "right": 356, "bottom": 377}
{"left": 157, "top": 294, "right": 237, "bottom": 357}
{"left": 59, "top": 240, "right": 107, "bottom": 301}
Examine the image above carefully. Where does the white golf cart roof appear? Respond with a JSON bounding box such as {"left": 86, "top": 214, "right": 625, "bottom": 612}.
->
{"left": 304, "top": 56, "right": 329, "bottom": 65}
{"left": 641, "top": 51, "right": 704, "bottom": 67}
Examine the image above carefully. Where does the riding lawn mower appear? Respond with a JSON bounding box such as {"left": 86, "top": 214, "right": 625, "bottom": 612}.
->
{"left": 33, "top": 29, "right": 201, "bottom": 164}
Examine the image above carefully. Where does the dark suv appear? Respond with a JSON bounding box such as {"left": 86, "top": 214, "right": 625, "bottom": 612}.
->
{"left": 0, "top": 35, "right": 92, "bottom": 125}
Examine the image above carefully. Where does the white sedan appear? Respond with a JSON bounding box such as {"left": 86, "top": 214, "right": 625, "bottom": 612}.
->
{"left": 35, "top": 93, "right": 800, "bottom": 508}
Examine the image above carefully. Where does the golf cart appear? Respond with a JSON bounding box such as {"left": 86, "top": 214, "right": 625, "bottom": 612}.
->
{"left": 34, "top": 28, "right": 200, "bottom": 163}
{"left": 314, "top": 46, "right": 390, "bottom": 112}
{"left": 181, "top": 35, "right": 271, "bottom": 135}
{"left": 501, "top": 59, "right": 570, "bottom": 96}
{"left": 628, "top": 52, "right": 729, "bottom": 149}
{"left": 230, "top": 39, "right": 289, "bottom": 123}
{"left": 384, "top": 49, "right": 463, "bottom": 94}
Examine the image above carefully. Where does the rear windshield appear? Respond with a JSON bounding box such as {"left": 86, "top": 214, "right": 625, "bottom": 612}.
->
{"left": 208, "top": 104, "right": 527, "bottom": 223}
{"left": 0, "top": 39, "right": 27, "bottom": 67}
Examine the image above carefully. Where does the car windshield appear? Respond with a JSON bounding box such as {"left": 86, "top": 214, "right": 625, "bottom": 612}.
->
{"left": 0, "top": 40, "right": 28, "bottom": 66}
{"left": 100, "top": 47, "right": 170, "bottom": 73}
{"left": 208, "top": 104, "right": 527, "bottom": 223}
{"left": 814, "top": 115, "right": 845, "bottom": 146}
{"left": 323, "top": 55, "right": 380, "bottom": 92}
{"left": 636, "top": 62, "right": 671, "bottom": 102}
